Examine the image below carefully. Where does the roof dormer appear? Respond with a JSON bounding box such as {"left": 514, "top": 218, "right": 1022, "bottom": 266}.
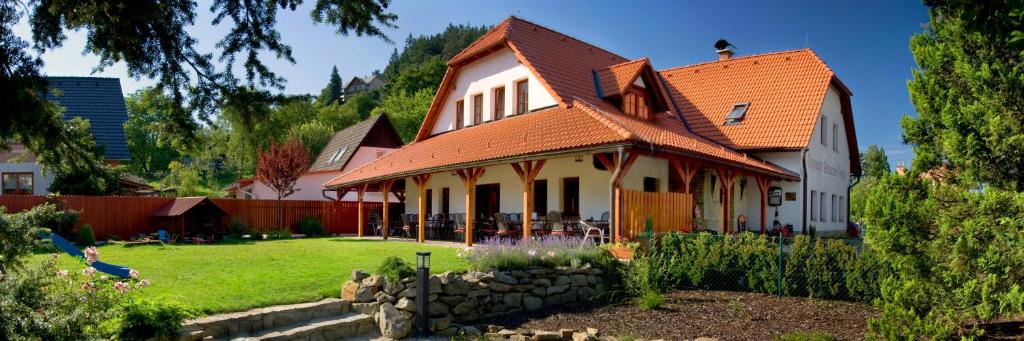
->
{"left": 595, "top": 58, "right": 671, "bottom": 120}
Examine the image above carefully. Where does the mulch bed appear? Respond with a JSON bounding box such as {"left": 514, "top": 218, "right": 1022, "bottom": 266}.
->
{"left": 478, "top": 290, "right": 878, "bottom": 340}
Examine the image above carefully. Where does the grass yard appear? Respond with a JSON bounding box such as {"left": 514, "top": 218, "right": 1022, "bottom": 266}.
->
{"left": 38, "top": 238, "right": 467, "bottom": 315}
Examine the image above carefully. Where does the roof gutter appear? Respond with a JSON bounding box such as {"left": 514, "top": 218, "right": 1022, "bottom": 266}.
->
{"left": 325, "top": 143, "right": 633, "bottom": 190}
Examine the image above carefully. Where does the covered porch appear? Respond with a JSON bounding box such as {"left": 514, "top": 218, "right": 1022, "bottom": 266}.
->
{"left": 328, "top": 147, "right": 794, "bottom": 246}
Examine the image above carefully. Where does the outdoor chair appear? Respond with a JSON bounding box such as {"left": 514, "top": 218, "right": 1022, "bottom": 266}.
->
{"left": 400, "top": 214, "right": 415, "bottom": 238}
{"left": 427, "top": 214, "right": 446, "bottom": 239}
{"left": 453, "top": 213, "right": 467, "bottom": 241}
{"left": 578, "top": 220, "right": 606, "bottom": 246}
{"left": 369, "top": 213, "right": 383, "bottom": 236}
{"left": 494, "top": 213, "right": 514, "bottom": 238}
{"left": 547, "top": 211, "right": 565, "bottom": 236}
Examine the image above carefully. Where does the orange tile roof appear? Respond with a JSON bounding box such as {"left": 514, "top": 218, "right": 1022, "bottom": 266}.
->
{"left": 596, "top": 58, "right": 649, "bottom": 97}
{"left": 415, "top": 16, "right": 628, "bottom": 141}
{"left": 325, "top": 101, "right": 798, "bottom": 189}
{"left": 659, "top": 49, "right": 849, "bottom": 150}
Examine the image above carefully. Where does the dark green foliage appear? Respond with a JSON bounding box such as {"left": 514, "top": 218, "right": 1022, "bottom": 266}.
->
{"left": 116, "top": 300, "right": 190, "bottom": 340}
{"left": 264, "top": 229, "right": 292, "bottom": 240}
{"left": 76, "top": 224, "right": 96, "bottom": 247}
{"left": 226, "top": 218, "right": 249, "bottom": 238}
{"left": 636, "top": 291, "right": 664, "bottom": 310}
{"left": 18, "top": 196, "right": 80, "bottom": 238}
{"left": 774, "top": 331, "right": 836, "bottom": 341}
{"left": 843, "top": 248, "right": 887, "bottom": 304}
{"left": 902, "top": 0, "right": 1024, "bottom": 190}
{"left": 859, "top": 145, "right": 890, "bottom": 179}
{"left": 864, "top": 174, "right": 1024, "bottom": 339}
{"left": 124, "top": 87, "right": 182, "bottom": 177}
{"left": 641, "top": 232, "right": 880, "bottom": 303}
{"left": 3, "top": 0, "right": 395, "bottom": 186}
{"left": 377, "top": 256, "right": 414, "bottom": 282}
{"left": 48, "top": 161, "right": 122, "bottom": 195}
{"left": 298, "top": 216, "right": 325, "bottom": 237}
{"left": 382, "top": 24, "right": 491, "bottom": 83}
{"left": 318, "top": 66, "right": 344, "bottom": 105}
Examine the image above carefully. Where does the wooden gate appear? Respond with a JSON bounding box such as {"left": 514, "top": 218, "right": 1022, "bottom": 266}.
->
{"left": 622, "top": 189, "right": 693, "bottom": 239}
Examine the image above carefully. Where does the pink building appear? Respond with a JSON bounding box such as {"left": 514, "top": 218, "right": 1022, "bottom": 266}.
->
{"left": 226, "top": 114, "right": 404, "bottom": 202}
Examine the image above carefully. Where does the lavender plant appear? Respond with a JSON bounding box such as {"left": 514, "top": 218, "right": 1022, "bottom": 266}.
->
{"left": 461, "top": 236, "right": 612, "bottom": 271}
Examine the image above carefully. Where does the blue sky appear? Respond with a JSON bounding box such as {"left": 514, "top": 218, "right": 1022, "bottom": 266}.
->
{"left": 14, "top": 0, "right": 929, "bottom": 168}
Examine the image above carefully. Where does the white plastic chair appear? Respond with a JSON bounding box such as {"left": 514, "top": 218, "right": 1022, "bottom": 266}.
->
{"left": 578, "top": 220, "right": 605, "bottom": 247}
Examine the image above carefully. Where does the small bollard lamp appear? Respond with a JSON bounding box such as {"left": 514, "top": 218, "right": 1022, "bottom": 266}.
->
{"left": 415, "top": 251, "right": 430, "bottom": 334}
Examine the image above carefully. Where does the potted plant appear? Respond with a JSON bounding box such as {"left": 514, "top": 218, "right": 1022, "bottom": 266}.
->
{"left": 606, "top": 237, "right": 638, "bottom": 260}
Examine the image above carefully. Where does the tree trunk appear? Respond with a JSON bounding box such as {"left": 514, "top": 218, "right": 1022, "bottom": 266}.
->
{"left": 277, "top": 196, "right": 284, "bottom": 230}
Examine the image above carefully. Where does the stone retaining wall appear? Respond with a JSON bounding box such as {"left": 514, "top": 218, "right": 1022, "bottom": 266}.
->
{"left": 341, "top": 264, "right": 607, "bottom": 339}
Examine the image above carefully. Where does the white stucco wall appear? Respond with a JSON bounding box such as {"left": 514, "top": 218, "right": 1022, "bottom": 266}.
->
{"left": 428, "top": 47, "right": 558, "bottom": 136}
{"left": 0, "top": 163, "right": 55, "bottom": 196}
{"left": 402, "top": 154, "right": 670, "bottom": 221}
{"left": 802, "top": 86, "right": 851, "bottom": 233}
{"left": 341, "top": 147, "right": 395, "bottom": 174}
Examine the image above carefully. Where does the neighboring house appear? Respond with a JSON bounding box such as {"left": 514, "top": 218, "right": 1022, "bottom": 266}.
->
{"left": 325, "top": 17, "right": 860, "bottom": 243}
{"left": 1, "top": 77, "right": 131, "bottom": 196}
{"left": 225, "top": 114, "right": 403, "bottom": 201}
{"left": 341, "top": 74, "right": 386, "bottom": 101}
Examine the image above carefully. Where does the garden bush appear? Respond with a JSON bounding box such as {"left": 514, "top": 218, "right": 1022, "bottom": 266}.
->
{"left": 465, "top": 236, "right": 615, "bottom": 273}
{"left": 864, "top": 175, "right": 1024, "bottom": 339}
{"left": 297, "top": 216, "right": 325, "bottom": 237}
{"left": 636, "top": 291, "right": 664, "bottom": 310}
{"left": 639, "top": 231, "right": 879, "bottom": 302}
{"left": 18, "top": 196, "right": 79, "bottom": 238}
{"left": 226, "top": 218, "right": 249, "bottom": 238}
{"left": 77, "top": 224, "right": 96, "bottom": 247}
{"left": 377, "top": 256, "right": 415, "bottom": 282}
{"left": 264, "top": 228, "right": 292, "bottom": 239}
{"left": 116, "top": 300, "right": 190, "bottom": 340}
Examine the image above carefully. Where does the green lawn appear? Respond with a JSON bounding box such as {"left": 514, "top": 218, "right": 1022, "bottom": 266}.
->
{"left": 39, "top": 238, "right": 467, "bottom": 315}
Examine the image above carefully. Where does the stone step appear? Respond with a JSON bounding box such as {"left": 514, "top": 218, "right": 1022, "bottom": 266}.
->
{"left": 239, "top": 313, "right": 376, "bottom": 341}
{"left": 179, "top": 299, "right": 352, "bottom": 340}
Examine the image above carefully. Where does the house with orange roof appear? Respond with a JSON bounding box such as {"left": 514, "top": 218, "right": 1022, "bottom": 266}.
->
{"left": 324, "top": 17, "right": 860, "bottom": 245}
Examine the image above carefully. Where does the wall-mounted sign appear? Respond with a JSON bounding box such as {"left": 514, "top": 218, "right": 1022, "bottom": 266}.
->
{"left": 785, "top": 192, "right": 797, "bottom": 201}
{"left": 768, "top": 186, "right": 783, "bottom": 206}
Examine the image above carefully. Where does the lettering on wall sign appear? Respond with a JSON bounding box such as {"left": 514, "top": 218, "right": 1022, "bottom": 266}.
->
{"left": 807, "top": 157, "right": 849, "bottom": 179}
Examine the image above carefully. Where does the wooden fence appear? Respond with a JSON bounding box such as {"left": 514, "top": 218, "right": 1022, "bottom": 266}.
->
{"left": 0, "top": 195, "right": 388, "bottom": 239}
{"left": 622, "top": 189, "right": 693, "bottom": 239}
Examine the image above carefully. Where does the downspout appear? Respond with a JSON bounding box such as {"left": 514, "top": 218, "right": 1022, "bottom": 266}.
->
{"left": 801, "top": 148, "right": 809, "bottom": 235}
{"left": 609, "top": 146, "right": 626, "bottom": 241}
{"left": 321, "top": 188, "right": 337, "bottom": 201}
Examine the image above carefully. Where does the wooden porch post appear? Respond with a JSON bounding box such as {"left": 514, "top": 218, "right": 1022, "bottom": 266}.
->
{"left": 380, "top": 180, "right": 395, "bottom": 240}
{"left": 715, "top": 168, "right": 738, "bottom": 234}
{"left": 413, "top": 174, "right": 432, "bottom": 243}
{"left": 457, "top": 167, "right": 486, "bottom": 246}
{"left": 511, "top": 160, "right": 546, "bottom": 242}
{"left": 357, "top": 184, "right": 367, "bottom": 237}
{"left": 596, "top": 151, "right": 638, "bottom": 242}
{"left": 755, "top": 176, "right": 772, "bottom": 234}
{"left": 670, "top": 159, "right": 700, "bottom": 194}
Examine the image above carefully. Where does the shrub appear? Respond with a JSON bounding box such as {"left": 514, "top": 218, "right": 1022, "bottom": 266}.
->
{"left": 265, "top": 228, "right": 292, "bottom": 239}
{"left": 774, "top": 331, "right": 836, "bottom": 341}
{"left": 843, "top": 247, "right": 889, "bottom": 303}
{"left": 297, "top": 216, "right": 325, "bottom": 237}
{"left": 77, "top": 224, "right": 96, "bottom": 247}
{"left": 18, "top": 197, "right": 79, "bottom": 238}
{"left": 465, "top": 236, "right": 613, "bottom": 272}
{"left": 378, "top": 256, "right": 415, "bottom": 282}
{"left": 636, "top": 291, "right": 664, "bottom": 310}
{"left": 226, "top": 218, "right": 249, "bottom": 238}
{"left": 117, "top": 300, "right": 190, "bottom": 340}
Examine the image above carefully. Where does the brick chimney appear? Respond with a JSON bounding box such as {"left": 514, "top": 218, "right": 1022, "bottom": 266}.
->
{"left": 714, "top": 39, "right": 735, "bottom": 61}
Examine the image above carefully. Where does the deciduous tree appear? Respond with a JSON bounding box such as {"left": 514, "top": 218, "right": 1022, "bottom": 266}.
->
{"left": 860, "top": 145, "right": 890, "bottom": 179}
{"left": 256, "top": 140, "right": 310, "bottom": 229}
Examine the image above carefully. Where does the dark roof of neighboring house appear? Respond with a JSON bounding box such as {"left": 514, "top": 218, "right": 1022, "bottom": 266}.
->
{"left": 308, "top": 113, "right": 403, "bottom": 172}
{"left": 44, "top": 77, "right": 130, "bottom": 160}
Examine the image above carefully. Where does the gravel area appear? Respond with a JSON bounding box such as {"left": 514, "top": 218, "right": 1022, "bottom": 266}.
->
{"left": 479, "top": 290, "right": 877, "bottom": 340}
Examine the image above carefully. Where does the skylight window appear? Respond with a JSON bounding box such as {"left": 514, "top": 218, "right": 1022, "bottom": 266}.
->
{"left": 724, "top": 102, "right": 749, "bottom": 125}
{"left": 326, "top": 147, "right": 347, "bottom": 166}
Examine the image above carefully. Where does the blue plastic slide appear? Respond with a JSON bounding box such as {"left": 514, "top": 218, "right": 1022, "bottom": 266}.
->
{"left": 46, "top": 233, "right": 132, "bottom": 278}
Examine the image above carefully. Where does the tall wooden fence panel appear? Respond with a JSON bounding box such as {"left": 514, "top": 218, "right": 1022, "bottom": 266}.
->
{"left": 210, "top": 198, "right": 386, "bottom": 234}
{"left": 0, "top": 195, "right": 174, "bottom": 240}
{"left": 0, "top": 195, "right": 391, "bottom": 239}
{"left": 622, "top": 189, "right": 693, "bottom": 239}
